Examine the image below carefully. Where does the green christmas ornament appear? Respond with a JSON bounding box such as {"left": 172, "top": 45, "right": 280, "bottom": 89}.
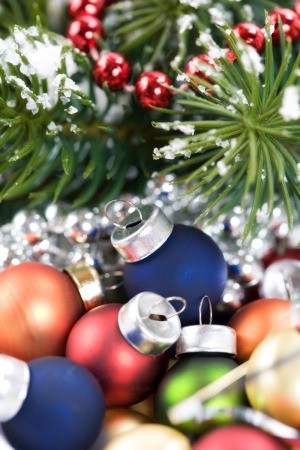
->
{"left": 154, "top": 296, "right": 247, "bottom": 437}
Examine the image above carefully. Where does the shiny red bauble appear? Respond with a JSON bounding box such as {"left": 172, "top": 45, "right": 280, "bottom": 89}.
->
{"left": 135, "top": 71, "right": 173, "bottom": 109}
{"left": 185, "top": 54, "right": 216, "bottom": 92}
{"left": 268, "top": 8, "right": 300, "bottom": 45}
{"left": 192, "top": 424, "right": 285, "bottom": 450}
{"left": 232, "top": 22, "right": 265, "bottom": 53}
{"left": 67, "top": 14, "right": 104, "bottom": 53}
{"left": 66, "top": 303, "right": 170, "bottom": 407}
{"left": 0, "top": 262, "right": 85, "bottom": 361}
{"left": 93, "top": 52, "right": 131, "bottom": 91}
{"left": 68, "top": 0, "right": 106, "bottom": 18}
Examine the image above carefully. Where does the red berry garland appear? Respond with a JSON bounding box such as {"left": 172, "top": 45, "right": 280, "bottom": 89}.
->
{"left": 232, "top": 22, "right": 265, "bottom": 53}
{"left": 67, "top": 14, "right": 104, "bottom": 53}
{"left": 185, "top": 54, "right": 217, "bottom": 92}
{"left": 93, "top": 51, "right": 131, "bottom": 91}
{"left": 65, "top": 1, "right": 300, "bottom": 107}
{"left": 68, "top": 0, "right": 106, "bottom": 18}
{"left": 135, "top": 71, "right": 173, "bottom": 109}
{"left": 295, "top": 0, "right": 300, "bottom": 17}
{"left": 268, "top": 8, "right": 300, "bottom": 45}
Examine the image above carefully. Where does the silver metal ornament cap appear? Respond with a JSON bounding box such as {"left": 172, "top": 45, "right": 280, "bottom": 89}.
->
{"left": 118, "top": 292, "right": 186, "bottom": 355}
{"left": 176, "top": 296, "right": 237, "bottom": 357}
{"left": 0, "top": 354, "right": 30, "bottom": 422}
{"left": 64, "top": 261, "right": 105, "bottom": 311}
{"left": 104, "top": 200, "right": 173, "bottom": 262}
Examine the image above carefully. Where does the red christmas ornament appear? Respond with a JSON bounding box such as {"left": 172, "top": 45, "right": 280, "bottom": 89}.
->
{"left": 68, "top": 0, "right": 106, "bottom": 18}
{"left": 232, "top": 22, "right": 265, "bottom": 53}
{"left": 67, "top": 14, "right": 104, "bottom": 53}
{"left": 135, "top": 71, "right": 173, "bottom": 109}
{"left": 185, "top": 54, "right": 217, "bottom": 92}
{"left": 192, "top": 424, "right": 285, "bottom": 450}
{"left": 93, "top": 52, "right": 131, "bottom": 91}
{"left": 66, "top": 293, "right": 183, "bottom": 407}
{"left": 268, "top": 8, "right": 300, "bottom": 45}
{"left": 0, "top": 261, "right": 103, "bottom": 361}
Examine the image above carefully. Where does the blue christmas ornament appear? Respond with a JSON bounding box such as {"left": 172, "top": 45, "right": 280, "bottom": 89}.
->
{"left": 1, "top": 355, "right": 105, "bottom": 450}
{"left": 106, "top": 201, "right": 227, "bottom": 326}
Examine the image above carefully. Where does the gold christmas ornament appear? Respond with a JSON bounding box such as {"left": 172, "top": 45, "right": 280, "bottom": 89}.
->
{"left": 102, "top": 423, "right": 192, "bottom": 450}
{"left": 246, "top": 328, "right": 300, "bottom": 428}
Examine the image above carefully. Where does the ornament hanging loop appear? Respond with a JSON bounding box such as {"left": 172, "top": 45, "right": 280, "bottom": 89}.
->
{"left": 143, "top": 295, "right": 186, "bottom": 321}
{"left": 104, "top": 199, "right": 143, "bottom": 230}
{"left": 199, "top": 295, "right": 213, "bottom": 325}
{"left": 165, "top": 296, "right": 187, "bottom": 319}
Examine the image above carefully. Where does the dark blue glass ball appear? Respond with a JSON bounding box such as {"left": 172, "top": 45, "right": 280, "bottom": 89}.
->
{"left": 123, "top": 224, "right": 227, "bottom": 326}
{"left": 3, "top": 356, "right": 105, "bottom": 450}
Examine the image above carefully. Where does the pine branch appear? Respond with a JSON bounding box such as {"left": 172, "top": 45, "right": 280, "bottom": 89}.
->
{"left": 104, "top": 0, "right": 294, "bottom": 71}
{"left": 152, "top": 21, "right": 300, "bottom": 239}
{"left": 0, "top": 0, "right": 47, "bottom": 37}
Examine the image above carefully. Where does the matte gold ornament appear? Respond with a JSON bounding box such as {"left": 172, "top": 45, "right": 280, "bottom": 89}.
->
{"left": 102, "top": 423, "right": 192, "bottom": 450}
{"left": 246, "top": 328, "right": 300, "bottom": 428}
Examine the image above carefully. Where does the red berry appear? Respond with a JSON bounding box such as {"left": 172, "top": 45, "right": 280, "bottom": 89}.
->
{"left": 225, "top": 48, "right": 237, "bottom": 63}
{"left": 93, "top": 52, "right": 131, "bottom": 91}
{"left": 295, "top": 0, "right": 300, "bottom": 18}
{"left": 185, "top": 54, "right": 217, "bottom": 93}
{"left": 68, "top": 0, "right": 106, "bottom": 18}
{"left": 135, "top": 71, "right": 173, "bottom": 109}
{"left": 67, "top": 15, "right": 104, "bottom": 53}
{"left": 232, "top": 22, "right": 265, "bottom": 53}
{"left": 268, "top": 8, "right": 300, "bottom": 45}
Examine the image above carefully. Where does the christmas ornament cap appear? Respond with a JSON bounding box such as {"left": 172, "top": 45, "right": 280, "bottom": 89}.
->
{"left": 105, "top": 200, "right": 173, "bottom": 262}
{"left": 0, "top": 354, "right": 30, "bottom": 422}
{"left": 176, "top": 296, "right": 236, "bottom": 356}
{"left": 64, "top": 261, "right": 104, "bottom": 311}
{"left": 118, "top": 292, "right": 186, "bottom": 355}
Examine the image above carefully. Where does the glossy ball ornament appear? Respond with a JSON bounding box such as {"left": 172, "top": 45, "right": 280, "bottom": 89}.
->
{"left": 246, "top": 328, "right": 300, "bottom": 428}
{"left": 185, "top": 54, "right": 217, "bottom": 91}
{"left": 260, "top": 259, "right": 300, "bottom": 301}
{"left": 108, "top": 202, "right": 227, "bottom": 326}
{"left": 67, "top": 14, "right": 104, "bottom": 53}
{"left": 192, "top": 424, "right": 285, "bottom": 450}
{"left": 93, "top": 52, "right": 131, "bottom": 91}
{"left": 102, "top": 424, "right": 191, "bottom": 450}
{"left": 232, "top": 22, "right": 265, "bottom": 52}
{"left": 1, "top": 355, "right": 105, "bottom": 450}
{"left": 229, "top": 298, "right": 291, "bottom": 363}
{"left": 0, "top": 261, "right": 102, "bottom": 361}
{"left": 66, "top": 302, "right": 171, "bottom": 407}
{"left": 268, "top": 8, "right": 300, "bottom": 45}
{"left": 135, "top": 71, "right": 173, "bottom": 109}
{"left": 68, "top": 0, "right": 106, "bottom": 18}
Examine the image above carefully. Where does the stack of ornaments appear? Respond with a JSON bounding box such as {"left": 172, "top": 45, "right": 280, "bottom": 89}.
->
{"left": 0, "top": 173, "right": 299, "bottom": 450}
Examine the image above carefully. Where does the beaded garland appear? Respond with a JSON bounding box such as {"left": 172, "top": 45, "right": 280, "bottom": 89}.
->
{"left": 65, "top": 0, "right": 300, "bottom": 108}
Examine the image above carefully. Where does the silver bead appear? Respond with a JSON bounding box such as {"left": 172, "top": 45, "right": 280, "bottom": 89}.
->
{"left": 64, "top": 209, "right": 102, "bottom": 244}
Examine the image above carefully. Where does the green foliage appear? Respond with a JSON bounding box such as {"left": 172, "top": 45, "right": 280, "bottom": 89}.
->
{"left": 105, "top": 0, "right": 294, "bottom": 72}
{"left": 0, "top": 0, "right": 47, "bottom": 37}
{"left": 152, "top": 21, "right": 300, "bottom": 239}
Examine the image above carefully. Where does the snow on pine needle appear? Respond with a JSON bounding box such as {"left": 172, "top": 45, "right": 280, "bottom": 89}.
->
{"left": 0, "top": 24, "right": 95, "bottom": 202}
{"left": 152, "top": 22, "right": 300, "bottom": 239}
{"left": 105, "top": 0, "right": 294, "bottom": 70}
